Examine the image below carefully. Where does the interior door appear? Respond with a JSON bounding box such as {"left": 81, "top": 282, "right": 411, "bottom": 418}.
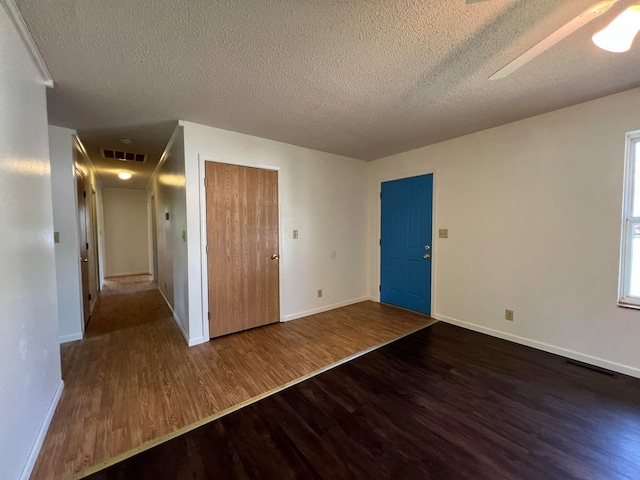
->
{"left": 90, "top": 189, "right": 101, "bottom": 292}
{"left": 150, "top": 195, "right": 158, "bottom": 284}
{"left": 76, "top": 168, "right": 91, "bottom": 326}
{"left": 380, "top": 174, "right": 433, "bottom": 315}
{"left": 205, "top": 161, "right": 280, "bottom": 338}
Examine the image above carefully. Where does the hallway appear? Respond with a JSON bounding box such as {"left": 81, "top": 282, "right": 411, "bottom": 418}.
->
{"left": 32, "top": 276, "right": 435, "bottom": 479}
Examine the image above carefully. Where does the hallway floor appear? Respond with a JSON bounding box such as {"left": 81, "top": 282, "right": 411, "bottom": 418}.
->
{"left": 88, "top": 322, "right": 640, "bottom": 480}
{"left": 31, "top": 276, "right": 435, "bottom": 479}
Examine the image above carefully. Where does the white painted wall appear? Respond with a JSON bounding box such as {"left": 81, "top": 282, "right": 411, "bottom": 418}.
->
{"left": 49, "top": 126, "right": 84, "bottom": 343}
{"left": 182, "top": 121, "right": 368, "bottom": 345}
{"left": 48, "top": 128, "right": 104, "bottom": 343}
{"left": 151, "top": 125, "right": 189, "bottom": 340}
{"left": 0, "top": 5, "right": 63, "bottom": 479}
{"left": 102, "top": 187, "right": 150, "bottom": 277}
{"left": 367, "top": 87, "right": 640, "bottom": 378}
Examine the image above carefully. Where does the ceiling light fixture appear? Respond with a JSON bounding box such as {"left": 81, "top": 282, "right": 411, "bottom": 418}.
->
{"left": 593, "top": 4, "right": 640, "bottom": 52}
{"left": 119, "top": 137, "right": 133, "bottom": 145}
{"left": 118, "top": 171, "right": 132, "bottom": 180}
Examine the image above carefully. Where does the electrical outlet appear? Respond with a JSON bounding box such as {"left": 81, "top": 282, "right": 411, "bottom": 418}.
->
{"left": 317, "top": 289, "right": 323, "bottom": 298}
{"left": 505, "top": 309, "right": 514, "bottom": 321}
{"left": 439, "top": 229, "right": 448, "bottom": 238}
{"left": 293, "top": 230, "right": 299, "bottom": 239}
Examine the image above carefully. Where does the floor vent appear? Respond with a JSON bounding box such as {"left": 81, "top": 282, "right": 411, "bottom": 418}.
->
{"left": 102, "top": 149, "right": 146, "bottom": 163}
{"left": 566, "top": 359, "right": 617, "bottom": 377}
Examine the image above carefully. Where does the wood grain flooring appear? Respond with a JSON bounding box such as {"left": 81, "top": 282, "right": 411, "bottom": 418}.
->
{"left": 87, "top": 321, "right": 640, "bottom": 480}
{"left": 30, "top": 275, "right": 435, "bottom": 480}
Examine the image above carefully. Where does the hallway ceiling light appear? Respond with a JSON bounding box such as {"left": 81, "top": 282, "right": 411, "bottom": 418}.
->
{"left": 119, "top": 137, "right": 133, "bottom": 145}
{"left": 593, "top": 4, "right": 640, "bottom": 52}
{"left": 118, "top": 171, "right": 132, "bottom": 180}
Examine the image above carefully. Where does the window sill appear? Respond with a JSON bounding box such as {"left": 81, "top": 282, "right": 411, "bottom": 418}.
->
{"left": 617, "top": 301, "right": 640, "bottom": 310}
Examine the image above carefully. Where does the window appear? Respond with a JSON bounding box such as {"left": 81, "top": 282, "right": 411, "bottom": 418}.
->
{"left": 620, "top": 131, "right": 640, "bottom": 306}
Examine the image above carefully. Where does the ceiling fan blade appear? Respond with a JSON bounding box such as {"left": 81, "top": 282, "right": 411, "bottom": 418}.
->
{"left": 489, "top": 0, "right": 618, "bottom": 80}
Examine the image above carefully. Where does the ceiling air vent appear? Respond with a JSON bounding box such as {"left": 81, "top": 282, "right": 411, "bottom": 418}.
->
{"left": 102, "top": 149, "right": 146, "bottom": 163}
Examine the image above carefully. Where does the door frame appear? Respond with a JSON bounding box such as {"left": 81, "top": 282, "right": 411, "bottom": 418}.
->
{"left": 149, "top": 194, "right": 158, "bottom": 284}
{"left": 74, "top": 166, "right": 91, "bottom": 328}
{"left": 198, "top": 154, "right": 284, "bottom": 341}
{"left": 376, "top": 169, "right": 438, "bottom": 315}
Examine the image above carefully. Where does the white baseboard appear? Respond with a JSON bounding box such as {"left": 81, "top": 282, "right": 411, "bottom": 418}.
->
{"left": 59, "top": 332, "right": 82, "bottom": 344}
{"left": 157, "top": 287, "right": 190, "bottom": 345}
{"left": 283, "top": 296, "right": 371, "bottom": 322}
{"left": 104, "top": 271, "right": 150, "bottom": 278}
{"left": 433, "top": 312, "right": 640, "bottom": 379}
{"left": 19, "top": 379, "right": 64, "bottom": 480}
{"left": 157, "top": 287, "right": 205, "bottom": 346}
{"left": 188, "top": 336, "right": 207, "bottom": 347}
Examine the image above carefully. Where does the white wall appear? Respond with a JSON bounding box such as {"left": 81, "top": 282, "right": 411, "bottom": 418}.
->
{"left": 182, "top": 121, "right": 368, "bottom": 345}
{"left": 367, "top": 87, "right": 640, "bottom": 378}
{"left": 151, "top": 125, "right": 189, "bottom": 340}
{"left": 102, "top": 187, "right": 150, "bottom": 277}
{"left": 49, "top": 128, "right": 104, "bottom": 342}
{"left": 49, "top": 126, "right": 84, "bottom": 343}
{"left": 0, "top": 5, "right": 63, "bottom": 479}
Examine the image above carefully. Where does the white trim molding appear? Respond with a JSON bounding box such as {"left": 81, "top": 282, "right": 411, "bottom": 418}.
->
{"left": 618, "top": 130, "right": 640, "bottom": 307}
{"left": 1, "top": 0, "right": 54, "bottom": 87}
{"left": 157, "top": 285, "right": 206, "bottom": 347}
{"left": 19, "top": 380, "right": 64, "bottom": 480}
{"left": 433, "top": 312, "right": 640, "bottom": 379}
{"left": 104, "top": 271, "right": 151, "bottom": 278}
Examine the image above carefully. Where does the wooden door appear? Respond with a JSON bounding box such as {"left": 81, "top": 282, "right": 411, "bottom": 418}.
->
{"left": 76, "top": 168, "right": 91, "bottom": 326}
{"left": 90, "top": 188, "right": 101, "bottom": 292}
{"left": 380, "top": 174, "right": 433, "bottom": 315}
{"left": 205, "top": 161, "right": 280, "bottom": 338}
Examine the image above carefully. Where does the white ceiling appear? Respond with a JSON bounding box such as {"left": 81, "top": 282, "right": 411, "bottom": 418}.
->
{"left": 15, "top": 0, "right": 640, "bottom": 188}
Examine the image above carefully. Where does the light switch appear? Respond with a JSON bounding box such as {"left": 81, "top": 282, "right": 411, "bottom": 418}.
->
{"left": 54, "top": 232, "right": 60, "bottom": 243}
{"left": 182, "top": 230, "right": 186, "bottom": 241}
{"left": 439, "top": 229, "right": 449, "bottom": 239}
{"left": 293, "top": 230, "right": 299, "bottom": 239}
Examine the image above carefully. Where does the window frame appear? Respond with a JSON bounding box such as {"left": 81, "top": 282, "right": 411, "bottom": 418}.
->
{"left": 619, "top": 130, "right": 640, "bottom": 307}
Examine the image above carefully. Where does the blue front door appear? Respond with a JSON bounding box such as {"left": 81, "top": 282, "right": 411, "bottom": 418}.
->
{"left": 380, "top": 174, "right": 433, "bottom": 315}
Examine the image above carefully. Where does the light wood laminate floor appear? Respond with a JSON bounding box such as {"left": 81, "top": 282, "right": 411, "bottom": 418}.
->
{"left": 31, "top": 276, "right": 435, "bottom": 479}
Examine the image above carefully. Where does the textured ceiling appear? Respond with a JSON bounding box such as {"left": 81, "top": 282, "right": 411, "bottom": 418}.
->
{"left": 15, "top": 0, "right": 640, "bottom": 188}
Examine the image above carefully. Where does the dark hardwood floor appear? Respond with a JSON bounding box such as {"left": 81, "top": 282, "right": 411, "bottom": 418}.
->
{"left": 88, "top": 322, "right": 640, "bottom": 480}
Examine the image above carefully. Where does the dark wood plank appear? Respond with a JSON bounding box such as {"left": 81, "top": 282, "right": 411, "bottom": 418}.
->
{"left": 88, "top": 322, "right": 640, "bottom": 480}
{"left": 31, "top": 275, "right": 432, "bottom": 480}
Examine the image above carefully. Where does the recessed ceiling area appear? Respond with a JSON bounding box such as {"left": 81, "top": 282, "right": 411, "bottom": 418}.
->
{"left": 76, "top": 122, "right": 177, "bottom": 189}
{"left": 15, "top": 0, "right": 640, "bottom": 188}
